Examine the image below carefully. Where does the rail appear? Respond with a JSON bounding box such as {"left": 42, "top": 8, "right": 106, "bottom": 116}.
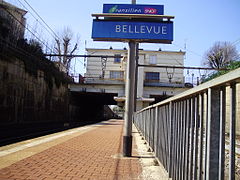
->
{"left": 134, "top": 68, "right": 240, "bottom": 180}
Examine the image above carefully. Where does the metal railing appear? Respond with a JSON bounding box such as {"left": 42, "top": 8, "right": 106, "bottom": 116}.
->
{"left": 134, "top": 68, "right": 240, "bottom": 180}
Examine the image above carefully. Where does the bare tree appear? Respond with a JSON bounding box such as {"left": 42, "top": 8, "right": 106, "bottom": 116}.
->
{"left": 54, "top": 27, "right": 78, "bottom": 73}
{"left": 203, "top": 41, "right": 239, "bottom": 69}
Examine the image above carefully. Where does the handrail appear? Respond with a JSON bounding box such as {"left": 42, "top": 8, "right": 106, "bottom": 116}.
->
{"left": 138, "top": 67, "right": 240, "bottom": 112}
{"left": 134, "top": 68, "right": 240, "bottom": 180}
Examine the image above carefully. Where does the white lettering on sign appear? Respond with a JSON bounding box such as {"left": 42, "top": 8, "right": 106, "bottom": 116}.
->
{"left": 115, "top": 25, "right": 168, "bottom": 35}
{"left": 122, "top": 25, "right": 127, "bottom": 33}
{"left": 162, "top": 26, "right": 167, "bottom": 34}
{"left": 116, "top": 25, "right": 121, "bottom": 32}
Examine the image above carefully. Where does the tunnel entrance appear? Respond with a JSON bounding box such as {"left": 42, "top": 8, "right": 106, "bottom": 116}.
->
{"left": 149, "top": 94, "right": 172, "bottom": 105}
{"left": 69, "top": 92, "right": 118, "bottom": 123}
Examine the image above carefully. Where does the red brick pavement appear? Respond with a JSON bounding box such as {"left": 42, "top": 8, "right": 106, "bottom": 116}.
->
{"left": 0, "top": 120, "right": 142, "bottom": 180}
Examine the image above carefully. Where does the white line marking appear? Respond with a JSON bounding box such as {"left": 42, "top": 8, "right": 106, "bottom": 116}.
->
{"left": 0, "top": 126, "right": 90, "bottom": 157}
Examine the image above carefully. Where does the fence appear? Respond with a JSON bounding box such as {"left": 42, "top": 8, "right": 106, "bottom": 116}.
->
{"left": 134, "top": 68, "right": 240, "bottom": 180}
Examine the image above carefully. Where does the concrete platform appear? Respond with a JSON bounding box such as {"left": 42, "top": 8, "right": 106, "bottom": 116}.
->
{"left": 0, "top": 119, "right": 169, "bottom": 180}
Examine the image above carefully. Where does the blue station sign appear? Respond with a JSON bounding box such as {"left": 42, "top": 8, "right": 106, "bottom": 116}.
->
{"left": 103, "top": 4, "right": 164, "bottom": 15}
{"left": 92, "top": 20, "right": 173, "bottom": 43}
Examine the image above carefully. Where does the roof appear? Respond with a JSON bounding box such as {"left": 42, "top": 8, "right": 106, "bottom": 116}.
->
{"left": 92, "top": 13, "right": 174, "bottom": 21}
{"left": 86, "top": 48, "right": 186, "bottom": 55}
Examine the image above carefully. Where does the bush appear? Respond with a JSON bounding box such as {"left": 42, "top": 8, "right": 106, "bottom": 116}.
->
{"left": 202, "top": 61, "right": 240, "bottom": 82}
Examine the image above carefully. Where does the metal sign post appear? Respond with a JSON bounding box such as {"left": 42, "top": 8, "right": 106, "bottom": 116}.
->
{"left": 123, "top": 40, "right": 136, "bottom": 156}
{"left": 91, "top": 0, "right": 174, "bottom": 157}
{"left": 122, "top": 0, "right": 137, "bottom": 158}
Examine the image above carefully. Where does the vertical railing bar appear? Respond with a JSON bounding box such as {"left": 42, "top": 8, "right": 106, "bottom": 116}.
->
{"left": 143, "top": 111, "right": 145, "bottom": 138}
{"left": 177, "top": 101, "right": 182, "bottom": 180}
{"left": 179, "top": 100, "right": 184, "bottom": 180}
{"left": 229, "top": 83, "right": 236, "bottom": 180}
{"left": 166, "top": 104, "right": 170, "bottom": 171}
{"left": 166, "top": 105, "right": 169, "bottom": 169}
{"left": 159, "top": 107, "right": 164, "bottom": 164}
{"left": 164, "top": 105, "right": 168, "bottom": 170}
{"left": 178, "top": 101, "right": 182, "bottom": 180}
{"left": 164, "top": 105, "right": 168, "bottom": 167}
{"left": 141, "top": 112, "right": 143, "bottom": 136}
{"left": 203, "top": 92, "right": 209, "bottom": 180}
{"left": 179, "top": 101, "right": 183, "bottom": 180}
{"left": 142, "top": 111, "right": 144, "bottom": 132}
{"left": 160, "top": 107, "right": 164, "bottom": 165}
{"left": 161, "top": 107, "right": 164, "bottom": 168}
{"left": 170, "top": 103, "right": 174, "bottom": 178}
{"left": 168, "top": 101, "right": 173, "bottom": 177}
{"left": 160, "top": 106, "right": 164, "bottom": 166}
{"left": 154, "top": 106, "right": 158, "bottom": 159}
{"left": 218, "top": 87, "right": 226, "bottom": 180}
{"left": 160, "top": 106, "right": 165, "bottom": 167}
{"left": 197, "top": 93, "right": 204, "bottom": 180}
{"left": 144, "top": 110, "right": 146, "bottom": 140}
{"left": 147, "top": 109, "right": 149, "bottom": 142}
{"left": 206, "top": 87, "right": 221, "bottom": 180}
{"left": 143, "top": 111, "right": 145, "bottom": 136}
{"left": 163, "top": 105, "right": 167, "bottom": 168}
{"left": 146, "top": 110, "right": 148, "bottom": 142}
{"left": 172, "top": 102, "right": 177, "bottom": 179}
{"left": 152, "top": 108, "right": 155, "bottom": 148}
{"left": 152, "top": 108, "right": 154, "bottom": 147}
{"left": 142, "top": 111, "right": 144, "bottom": 135}
{"left": 148, "top": 109, "right": 150, "bottom": 144}
{"left": 149, "top": 109, "right": 151, "bottom": 146}
{"left": 181, "top": 100, "right": 187, "bottom": 180}
{"left": 150, "top": 109, "right": 153, "bottom": 149}
{"left": 182, "top": 100, "right": 186, "bottom": 180}
{"left": 193, "top": 96, "right": 199, "bottom": 179}
{"left": 188, "top": 97, "right": 195, "bottom": 180}
{"left": 151, "top": 108, "right": 154, "bottom": 148}
{"left": 206, "top": 87, "right": 212, "bottom": 180}
{"left": 174, "top": 102, "right": 179, "bottom": 180}
{"left": 185, "top": 99, "right": 191, "bottom": 180}
{"left": 172, "top": 101, "right": 175, "bottom": 178}
{"left": 145, "top": 110, "right": 147, "bottom": 138}
{"left": 157, "top": 107, "right": 161, "bottom": 163}
{"left": 175, "top": 102, "right": 180, "bottom": 180}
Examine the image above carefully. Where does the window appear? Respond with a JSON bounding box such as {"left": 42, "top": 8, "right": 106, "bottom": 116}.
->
{"left": 110, "top": 71, "right": 124, "bottom": 79}
{"left": 145, "top": 72, "right": 160, "bottom": 81}
{"left": 114, "top": 54, "right": 121, "bottom": 63}
{"left": 149, "top": 55, "right": 157, "bottom": 64}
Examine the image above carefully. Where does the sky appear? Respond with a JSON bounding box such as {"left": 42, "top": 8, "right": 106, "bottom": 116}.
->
{"left": 6, "top": 0, "right": 240, "bottom": 79}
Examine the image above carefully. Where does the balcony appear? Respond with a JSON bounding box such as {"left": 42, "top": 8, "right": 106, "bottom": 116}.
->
{"left": 144, "top": 80, "right": 192, "bottom": 88}
{"left": 84, "top": 77, "right": 125, "bottom": 85}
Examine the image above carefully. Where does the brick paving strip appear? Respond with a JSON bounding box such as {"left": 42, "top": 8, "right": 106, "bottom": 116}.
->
{"left": 0, "top": 119, "right": 142, "bottom": 180}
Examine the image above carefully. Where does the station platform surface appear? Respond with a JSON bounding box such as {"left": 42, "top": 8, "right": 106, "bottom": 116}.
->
{"left": 0, "top": 119, "right": 166, "bottom": 180}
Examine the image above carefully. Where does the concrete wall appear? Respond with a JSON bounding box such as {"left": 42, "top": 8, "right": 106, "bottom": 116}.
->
{"left": 0, "top": 58, "right": 69, "bottom": 125}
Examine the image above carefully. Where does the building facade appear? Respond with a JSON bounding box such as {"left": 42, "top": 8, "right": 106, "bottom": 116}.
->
{"left": 0, "top": 0, "right": 27, "bottom": 39}
{"left": 78, "top": 47, "right": 191, "bottom": 111}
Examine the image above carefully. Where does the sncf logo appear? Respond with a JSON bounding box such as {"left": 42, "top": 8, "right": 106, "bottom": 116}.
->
{"left": 144, "top": 8, "right": 157, "bottom": 14}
